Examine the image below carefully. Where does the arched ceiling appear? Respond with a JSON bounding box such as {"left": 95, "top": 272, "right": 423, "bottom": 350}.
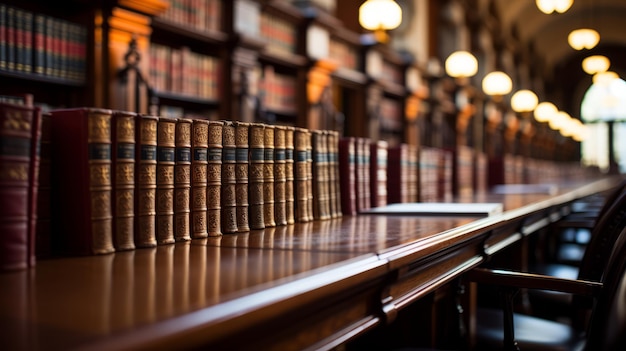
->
{"left": 492, "top": 0, "right": 626, "bottom": 117}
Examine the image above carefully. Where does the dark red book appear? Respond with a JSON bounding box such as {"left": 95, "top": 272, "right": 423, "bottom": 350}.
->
{"left": 370, "top": 140, "right": 388, "bottom": 208}
{"left": 0, "top": 101, "right": 41, "bottom": 270}
{"left": 49, "top": 107, "right": 115, "bottom": 256}
{"left": 355, "top": 137, "right": 371, "bottom": 213}
{"left": 339, "top": 137, "right": 357, "bottom": 215}
{"left": 387, "top": 143, "right": 408, "bottom": 204}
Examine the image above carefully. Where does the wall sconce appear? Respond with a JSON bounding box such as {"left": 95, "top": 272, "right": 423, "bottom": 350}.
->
{"left": 582, "top": 55, "right": 610, "bottom": 75}
{"left": 534, "top": 101, "right": 558, "bottom": 122}
{"left": 359, "top": 0, "right": 402, "bottom": 44}
{"left": 511, "top": 90, "right": 539, "bottom": 113}
{"left": 536, "top": 0, "right": 573, "bottom": 14}
{"left": 568, "top": 28, "right": 600, "bottom": 50}
{"left": 482, "top": 71, "right": 512, "bottom": 98}
{"left": 444, "top": 51, "right": 478, "bottom": 82}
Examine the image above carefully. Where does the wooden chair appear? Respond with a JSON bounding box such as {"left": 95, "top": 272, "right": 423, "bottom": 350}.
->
{"left": 468, "top": 187, "right": 626, "bottom": 350}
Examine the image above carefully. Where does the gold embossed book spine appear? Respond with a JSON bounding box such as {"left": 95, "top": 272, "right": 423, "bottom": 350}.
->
{"left": 294, "top": 128, "right": 309, "bottom": 222}
{"left": 234, "top": 121, "right": 250, "bottom": 232}
{"left": 48, "top": 108, "right": 115, "bottom": 255}
{"left": 221, "top": 121, "right": 237, "bottom": 234}
{"left": 305, "top": 129, "right": 314, "bottom": 221}
{"left": 191, "top": 119, "right": 209, "bottom": 238}
{"left": 263, "top": 125, "right": 275, "bottom": 227}
{"left": 156, "top": 117, "right": 177, "bottom": 244}
{"left": 112, "top": 111, "right": 136, "bottom": 251}
{"left": 248, "top": 123, "right": 265, "bottom": 229}
{"left": 284, "top": 126, "right": 295, "bottom": 224}
{"left": 135, "top": 114, "right": 158, "bottom": 248}
{"left": 329, "top": 131, "right": 342, "bottom": 218}
{"left": 207, "top": 121, "right": 223, "bottom": 236}
{"left": 274, "top": 126, "right": 287, "bottom": 226}
{"left": 174, "top": 118, "right": 192, "bottom": 241}
{"left": 312, "top": 130, "right": 330, "bottom": 220}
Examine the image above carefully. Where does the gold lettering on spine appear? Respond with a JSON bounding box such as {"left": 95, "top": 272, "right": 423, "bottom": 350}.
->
{"left": 191, "top": 120, "right": 208, "bottom": 238}
{"left": 206, "top": 121, "right": 223, "bottom": 236}
{"left": 221, "top": 121, "right": 237, "bottom": 233}
{"left": 248, "top": 123, "right": 265, "bottom": 229}
{"left": 174, "top": 118, "right": 192, "bottom": 241}
{"left": 234, "top": 122, "right": 250, "bottom": 232}
{"left": 135, "top": 115, "right": 158, "bottom": 247}
{"left": 263, "top": 125, "right": 275, "bottom": 227}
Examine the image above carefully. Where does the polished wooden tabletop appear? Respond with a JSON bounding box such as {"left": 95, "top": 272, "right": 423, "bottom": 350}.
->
{"left": 0, "top": 177, "right": 620, "bottom": 351}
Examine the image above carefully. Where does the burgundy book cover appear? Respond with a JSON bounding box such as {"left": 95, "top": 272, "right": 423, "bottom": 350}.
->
{"left": 49, "top": 107, "right": 115, "bottom": 256}
{"left": 35, "top": 113, "right": 52, "bottom": 259}
{"left": 27, "top": 105, "right": 42, "bottom": 267}
{"left": 387, "top": 143, "right": 407, "bottom": 204}
{"left": 370, "top": 140, "right": 388, "bottom": 208}
{"left": 0, "top": 102, "right": 39, "bottom": 270}
{"left": 339, "top": 137, "right": 357, "bottom": 215}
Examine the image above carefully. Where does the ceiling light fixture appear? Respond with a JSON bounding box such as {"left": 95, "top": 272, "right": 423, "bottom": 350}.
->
{"left": 582, "top": 55, "right": 610, "bottom": 75}
{"left": 536, "top": 0, "right": 573, "bottom": 14}
{"left": 482, "top": 71, "right": 512, "bottom": 97}
{"left": 359, "top": 0, "right": 402, "bottom": 43}
{"left": 511, "top": 90, "right": 539, "bottom": 113}
{"left": 444, "top": 51, "right": 478, "bottom": 79}
{"left": 568, "top": 28, "right": 600, "bottom": 50}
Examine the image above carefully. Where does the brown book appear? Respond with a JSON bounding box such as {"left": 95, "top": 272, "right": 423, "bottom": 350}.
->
{"left": 294, "top": 128, "right": 309, "bottom": 222}
{"left": 274, "top": 126, "right": 287, "bottom": 226}
{"left": 135, "top": 114, "right": 158, "bottom": 248}
{"left": 408, "top": 145, "right": 418, "bottom": 202}
{"left": 207, "top": 120, "right": 223, "bottom": 236}
{"left": 234, "top": 121, "right": 250, "bottom": 232}
{"left": 221, "top": 121, "right": 237, "bottom": 234}
{"left": 112, "top": 111, "right": 136, "bottom": 251}
{"left": 355, "top": 138, "right": 371, "bottom": 212}
{"left": 338, "top": 137, "right": 357, "bottom": 216}
{"left": 248, "top": 123, "right": 265, "bottom": 229}
{"left": 284, "top": 126, "right": 295, "bottom": 224}
{"left": 35, "top": 113, "right": 52, "bottom": 259}
{"left": 327, "top": 131, "right": 341, "bottom": 219}
{"left": 305, "top": 129, "right": 314, "bottom": 221}
{"left": 49, "top": 107, "right": 115, "bottom": 255}
{"left": 370, "top": 140, "right": 388, "bottom": 208}
{"left": 263, "top": 125, "right": 276, "bottom": 227}
{"left": 156, "top": 117, "right": 177, "bottom": 244}
{"left": 191, "top": 119, "right": 209, "bottom": 238}
{"left": 312, "top": 130, "right": 330, "bottom": 220}
{"left": 174, "top": 118, "right": 192, "bottom": 241}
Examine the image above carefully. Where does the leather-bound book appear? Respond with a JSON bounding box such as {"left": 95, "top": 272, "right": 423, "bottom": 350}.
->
{"left": 294, "top": 128, "right": 309, "bottom": 222}
{"left": 112, "top": 111, "right": 136, "bottom": 250}
{"left": 0, "top": 102, "right": 40, "bottom": 270}
{"left": 274, "top": 126, "right": 287, "bottom": 226}
{"left": 248, "top": 123, "right": 265, "bottom": 229}
{"left": 207, "top": 121, "right": 223, "bottom": 236}
{"left": 48, "top": 107, "right": 115, "bottom": 255}
{"left": 135, "top": 114, "right": 158, "bottom": 248}
{"left": 355, "top": 138, "right": 371, "bottom": 212}
{"left": 263, "top": 125, "right": 276, "bottom": 227}
{"left": 36, "top": 113, "right": 52, "bottom": 259}
{"left": 174, "top": 118, "right": 192, "bottom": 241}
{"left": 27, "top": 103, "right": 42, "bottom": 266}
{"left": 234, "top": 121, "right": 250, "bottom": 232}
{"left": 327, "top": 131, "right": 341, "bottom": 218}
{"left": 387, "top": 143, "right": 407, "bottom": 204}
{"left": 221, "top": 121, "right": 237, "bottom": 233}
{"left": 284, "top": 126, "right": 295, "bottom": 224}
{"left": 408, "top": 145, "right": 419, "bottom": 202}
{"left": 305, "top": 129, "right": 314, "bottom": 221}
{"left": 156, "top": 117, "right": 177, "bottom": 244}
{"left": 370, "top": 140, "right": 388, "bottom": 208}
{"left": 338, "top": 137, "right": 357, "bottom": 216}
{"left": 191, "top": 119, "right": 209, "bottom": 238}
{"left": 311, "top": 130, "right": 330, "bottom": 220}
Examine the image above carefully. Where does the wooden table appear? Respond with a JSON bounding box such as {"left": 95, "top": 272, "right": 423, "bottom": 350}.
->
{"left": 0, "top": 177, "right": 620, "bottom": 351}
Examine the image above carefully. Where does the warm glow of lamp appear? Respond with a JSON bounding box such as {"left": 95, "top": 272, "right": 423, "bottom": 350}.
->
{"left": 548, "top": 110, "right": 570, "bottom": 131}
{"left": 536, "top": 0, "right": 573, "bottom": 14}
{"left": 592, "top": 70, "right": 619, "bottom": 85}
{"left": 568, "top": 28, "right": 600, "bottom": 50}
{"left": 444, "top": 51, "right": 478, "bottom": 78}
{"left": 359, "top": 0, "right": 402, "bottom": 43}
{"left": 511, "top": 90, "right": 539, "bottom": 112}
{"left": 482, "top": 71, "right": 512, "bottom": 96}
{"left": 582, "top": 55, "right": 610, "bottom": 75}
{"left": 534, "top": 102, "right": 558, "bottom": 122}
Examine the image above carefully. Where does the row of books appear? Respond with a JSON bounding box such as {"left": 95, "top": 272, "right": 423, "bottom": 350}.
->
{"left": 0, "top": 4, "right": 87, "bottom": 81}
{"left": 261, "top": 65, "right": 297, "bottom": 113}
{"left": 259, "top": 11, "right": 297, "bottom": 55}
{"left": 156, "top": 0, "right": 222, "bottom": 33}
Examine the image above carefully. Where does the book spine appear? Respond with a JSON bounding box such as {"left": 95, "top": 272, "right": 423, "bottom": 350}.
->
{"left": 191, "top": 119, "right": 208, "bottom": 238}
{"left": 135, "top": 114, "right": 158, "bottom": 248}
{"left": 26, "top": 106, "right": 41, "bottom": 267}
{"left": 294, "top": 128, "right": 309, "bottom": 222}
{"left": 248, "top": 123, "right": 265, "bottom": 229}
{"left": 174, "top": 118, "right": 192, "bottom": 241}
{"left": 284, "top": 126, "right": 295, "bottom": 224}
{"left": 305, "top": 129, "right": 314, "bottom": 221}
{"left": 156, "top": 117, "right": 177, "bottom": 244}
{"left": 274, "top": 126, "right": 287, "bottom": 226}
{"left": 221, "top": 121, "right": 238, "bottom": 233}
{"left": 0, "top": 5, "right": 6, "bottom": 70}
{"left": 339, "top": 137, "right": 356, "bottom": 216}
{"left": 327, "top": 131, "right": 340, "bottom": 218}
{"left": 207, "top": 120, "right": 223, "bottom": 236}
{"left": 33, "top": 15, "right": 45, "bottom": 74}
{"left": 112, "top": 111, "right": 136, "bottom": 251}
{"left": 263, "top": 125, "right": 276, "bottom": 227}
{"left": 6, "top": 6, "right": 14, "bottom": 71}
{"left": 35, "top": 113, "right": 51, "bottom": 259}
{"left": 312, "top": 130, "right": 330, "bottom": 220}
{"left": 0, "top": 103, "right": 34, "bottom": 270}
{"left": 234, "top": 121, "right": 250, "bottom": 232}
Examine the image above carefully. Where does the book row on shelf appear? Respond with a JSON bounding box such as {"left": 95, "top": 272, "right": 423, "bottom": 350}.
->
{"left": 0, "top": 4, "right": 87, "bottom": 82}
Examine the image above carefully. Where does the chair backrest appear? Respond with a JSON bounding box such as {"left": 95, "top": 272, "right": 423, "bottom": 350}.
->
{"left": 585, "top": 226, "right": 626, "bottom": 351}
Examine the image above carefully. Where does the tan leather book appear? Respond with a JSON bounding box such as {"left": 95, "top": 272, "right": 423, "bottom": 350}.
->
{"left": 156, "top": 117, "right": 177, "bottom": 244}
{"left": 274, "top": 126, "right": 287, "bottom": 226}
{"left": 134, "top": 114, "right": 159, "bottom": 247}
{"left": 305, "top": 129, "right": 314, "bottom": 221}
{"left": 221, "top": 120, "right": 237, "bottom": 234}
{"left": 174, "top": 118, "right": 192, "bottom": 241}
{"left": 207, "top": 121, "right": 223, "bottom": 237}
{"left": 312, "top": 130, "right": 330, "bottom": 220}
{"left": 191, "top": 119, "right": 209, "bottom": 238}
{"left": 234, "top": 121, "right": 250, "bottom": 232}
{"left": 112, "top": 110, "right": 136, "bottom": 251}
{"left": 248, "top": 123, "right": 265, "bottom": 229}
{"left": 284, "top": 126, "right": 295, "bottom": 225}
{"left": 294, "top": 128, "right": 309, "bottom": 222}
{"left": 263, "top": 125, "right": 276, "bottom": 227}
{"left": 329, "top": 131, "right": 342, "bottom": 218}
